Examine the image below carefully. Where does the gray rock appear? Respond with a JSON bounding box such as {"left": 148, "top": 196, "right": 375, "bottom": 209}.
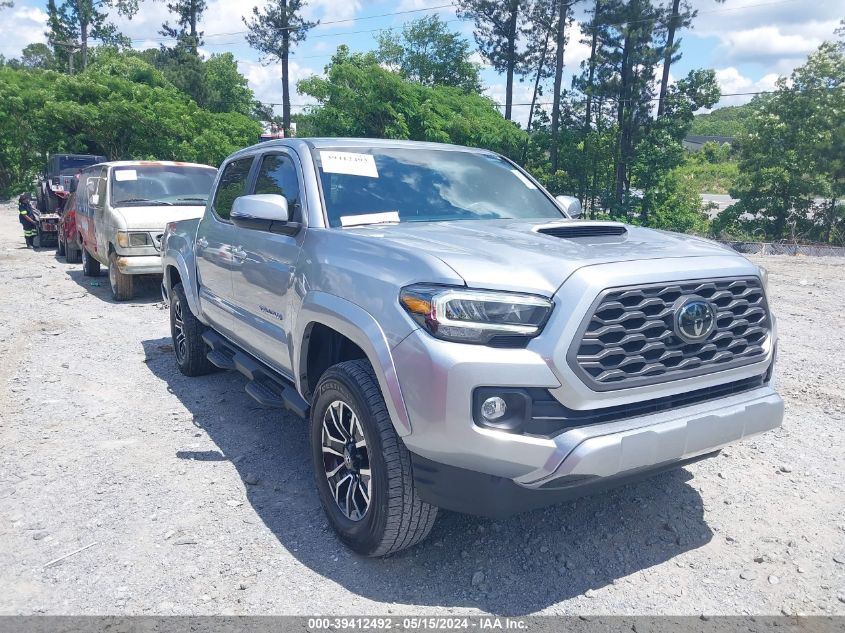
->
{"left": 471, "top": 571, "right": 484, "bottom": 587}
{"left": 740, "top": 570, "right": 758, "bottom": 580}
{"left": 779, "top": 465, "right": 793, "bottom": 473}
{"left": 768, "top": 575, "right": 780, "bottom": 585}
{"left": 243, "top": 473, "right": 260, "bottom": 486}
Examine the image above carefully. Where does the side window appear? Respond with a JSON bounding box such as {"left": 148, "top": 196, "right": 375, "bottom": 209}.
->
{"left": 85, "top": 167, "right": 107, "bottom": 213}
{"left": 212, "top": 157, "right": 253, "bottom": 220}
{"left": 253, "top": 154, "right": 302, "bottom": 219}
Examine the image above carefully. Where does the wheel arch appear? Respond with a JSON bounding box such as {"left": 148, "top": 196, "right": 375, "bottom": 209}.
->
{"left": 295, "top": 291, "right": 413, "bottom": 436}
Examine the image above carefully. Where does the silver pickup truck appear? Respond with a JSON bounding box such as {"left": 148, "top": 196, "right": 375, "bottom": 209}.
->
{"left": 161, "top": 138, "right": 782, "bottom": 556}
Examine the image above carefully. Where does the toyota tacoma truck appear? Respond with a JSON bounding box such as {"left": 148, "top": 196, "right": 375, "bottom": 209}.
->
{"left": 161, "top": 138, "right": 782, "bottom": 557}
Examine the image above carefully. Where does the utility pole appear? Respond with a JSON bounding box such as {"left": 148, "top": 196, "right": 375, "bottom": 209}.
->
{"left": 54, "top": 40, "right": 81, "bottom": 74}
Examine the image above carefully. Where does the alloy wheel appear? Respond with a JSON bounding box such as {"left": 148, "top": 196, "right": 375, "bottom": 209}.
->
{"left": 321, "top": 400, "right": 372, "bottom": 521}
{"left": 173, "top": 298, "right": 187, "bottom": 362}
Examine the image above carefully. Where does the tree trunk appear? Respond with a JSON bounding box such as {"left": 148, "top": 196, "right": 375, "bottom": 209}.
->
{"left": 80, "top": 19, "right": 88, "bottom": 70}
{"left": 613, "top": 32, "right": 632, "bottom": 216}
{"left": 583, "top": 0, "right": 600, "bottom": 132}
{"left": 549, "top": 0, "right": 568, "bottom": 173}
{"left": 522, "top": 31, "right": 550, "bottom": 162}
{"left": 282, "top": 33, "right": 291, "bottom": 136}
{"left": 503, "top": 2, "right": 519, "bottom": 121}
{"left": 656, "top": 0, "right": 680, "bottom": 117}
{"left": 579, "top": 0, "right": 601, "bottom": 207}
{"left": 189, "top": 0, "right": 198, "bottom": 54}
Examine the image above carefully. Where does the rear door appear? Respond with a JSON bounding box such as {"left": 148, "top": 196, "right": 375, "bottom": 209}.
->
{"left": 195, "top": 156, "right": 256, "bottom": 339}
{"left": 229, "top": 150, "right": 306, "bottom": 376}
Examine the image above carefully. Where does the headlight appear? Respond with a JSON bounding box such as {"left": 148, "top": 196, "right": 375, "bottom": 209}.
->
{"left": 399, "top": 284, "right": 553, "bottom": 344}
{"left": 758, "top": 265, "right": 769, "bottom": 293}
{"left": 117, "top": 231, "right": 152, "bottom": 248}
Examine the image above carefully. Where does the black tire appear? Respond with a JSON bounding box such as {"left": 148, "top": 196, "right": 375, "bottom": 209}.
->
{"left": 310, "top": 359, "right": 437, "bottom": 556}
{"left": 170, "top": 282, "right": 215, "bottom": 377}
{"left": 66, "top": 239, "right": 82, "bottom": 264}
{"left": 57, "top": 233, "right": 66, "bottom": 257}
{"left": 82, "top": 248, "right": 100, "bottom": 276}
{"left": 108, "top": 251, "right": 134, "bottom": 301}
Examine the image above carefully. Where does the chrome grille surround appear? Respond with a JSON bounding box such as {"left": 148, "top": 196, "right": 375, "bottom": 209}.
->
{"left": 567, "top": 276, "right": 771, "bottom": 391}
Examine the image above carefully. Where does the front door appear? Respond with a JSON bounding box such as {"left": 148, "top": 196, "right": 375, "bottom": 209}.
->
{"left": 230, "top": 151, "right": 306, "bottom": 377}
{"left": 196, "top": 156, "right": 255, "bottom": 338}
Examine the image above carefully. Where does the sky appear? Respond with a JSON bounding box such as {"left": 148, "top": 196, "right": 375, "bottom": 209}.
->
{"left": 1, "top": 0, "right": 841, "bottom": 125}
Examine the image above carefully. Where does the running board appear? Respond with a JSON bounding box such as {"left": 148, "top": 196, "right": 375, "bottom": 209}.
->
{"left": 202, "top": 330, "right": 310, "bottom": 418}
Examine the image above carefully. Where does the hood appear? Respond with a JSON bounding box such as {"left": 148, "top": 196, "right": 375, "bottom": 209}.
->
{"left": 113, "top": 205, "right": 206, "bottom": 232}
{"left": 343, "top": 219, "right": 739, "bottom": 295}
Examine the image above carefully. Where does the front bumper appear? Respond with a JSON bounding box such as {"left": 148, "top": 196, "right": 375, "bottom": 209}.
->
{"left": 391, "top": 257, "right": 783, "bottom": 516}
{"left": 115, "top": 254, "right": 163, "bottom": 276}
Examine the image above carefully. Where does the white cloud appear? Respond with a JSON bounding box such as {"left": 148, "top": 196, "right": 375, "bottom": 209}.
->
{"left": 713, "top": 66, "right": 781, "bottom": 107}
{"left": 237, "top": 58, "right": 320, "bottom": 115}
{"left": 0, "top": 5, "right": 48, "bottom": 60}
{"left": 484, "top": 80, "right": 536, "bottom": 128}
{"left": 689, "top": 0, "right": 840, "bottom": 70}
{"left": 305, "top": 0, "right": 363, "bottom": 26}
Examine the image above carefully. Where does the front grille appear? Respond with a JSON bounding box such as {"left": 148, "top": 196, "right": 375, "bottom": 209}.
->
{"left": 568, "top": 277, "right": 770, "bottom": 390}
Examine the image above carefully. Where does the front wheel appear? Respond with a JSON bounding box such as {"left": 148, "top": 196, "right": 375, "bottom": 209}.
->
{"left": 82, "top": 248, "right": 100, "bottom": 276}
{"left": 108, "top": 251, "right": 134, "bottom": 301}
{"left": 170, "top": 283, "right": 215, "bottom": 377}
{"left": 310, "top": 359, "right": 437, "bottom": 556}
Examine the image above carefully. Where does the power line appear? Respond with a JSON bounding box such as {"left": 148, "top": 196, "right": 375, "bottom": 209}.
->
{"left": 262, "top": 86, "right": 845, "bottom": 109}
{"left": 127, "top": 2, "right": 458, "bottom": 43}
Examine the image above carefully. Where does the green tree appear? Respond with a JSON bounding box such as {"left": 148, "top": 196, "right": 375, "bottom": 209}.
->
{"left": 161, "top": 0, "right": 207, "bottom": 54}
{"left": 244, "top": 0, "right": 317, "bottom": 136}
{"left": 376, "top": 15, "right": 481, "bottom": 92}
{"left": 456, "top": 0, "right": 527, "bottom": 121}
{"left": 723, "top": 42, "right": 845, "bottom": 243}
{"left": 47, "top": 0, "right": 138, "bottom": 71}
{"left": 205, "top": 53, "right": 254, "bottom": 115}
{"left": 0, "top": 52, "right": 260, "bottom": 197}
{"left": 297, "top": 46, "right": 526, "bottom": 159}
{"left": 18, "top": 43, "right": 56, "bottom": 70}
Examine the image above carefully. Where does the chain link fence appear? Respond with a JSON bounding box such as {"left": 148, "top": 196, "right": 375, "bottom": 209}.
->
{"left": 719, "top": 240, "right": 845, "bottom": 257}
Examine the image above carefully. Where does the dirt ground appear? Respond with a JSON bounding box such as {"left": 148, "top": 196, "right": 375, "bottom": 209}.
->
{"left": 0, "top": 201, "right": 843, "bottom": 616}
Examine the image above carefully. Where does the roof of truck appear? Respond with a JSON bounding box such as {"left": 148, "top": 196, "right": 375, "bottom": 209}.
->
{"left": 79, "top": 160, "right": 217, "bottom": 171}
{"left": 227, "top": 137, "right": 496, "bottom": 162}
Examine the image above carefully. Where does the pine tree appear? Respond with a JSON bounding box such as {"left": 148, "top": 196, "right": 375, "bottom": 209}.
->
{"left": 161, "top": 0, "right": 207, "bottom": 55}
{"left": 456, "top": 0, "right": 527, "bottom": 121}
{"left": 244, "top": 0, "right": 317, "bottom": 136}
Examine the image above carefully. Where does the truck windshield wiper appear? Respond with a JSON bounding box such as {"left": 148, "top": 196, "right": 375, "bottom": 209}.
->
{"left": 116, "top": 198, "right": 173, "bottom": 206}
{"left": 175, "top": 197, "right": 208, "bottom": 202}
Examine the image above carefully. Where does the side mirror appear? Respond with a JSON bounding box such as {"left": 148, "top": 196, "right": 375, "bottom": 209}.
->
{"left": 556, "top": 195, "right": 582, "bottom": 219}
{"left": 231, "top": 194, "right": 300, "bottom": 235}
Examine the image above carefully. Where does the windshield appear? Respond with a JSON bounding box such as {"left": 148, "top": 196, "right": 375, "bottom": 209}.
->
{"left": 59, "top": 156, "right": 103, "bottom": 175}
{"left": 314, "top": 147, "right": 564, "bottom": 227}
{"left": 110, "top": 165, "right": 217, "bottom": 207}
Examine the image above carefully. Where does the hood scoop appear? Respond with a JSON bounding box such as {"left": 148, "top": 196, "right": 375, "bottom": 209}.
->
{"left": 536, "top": 223, "right": 627, "bottom": 239}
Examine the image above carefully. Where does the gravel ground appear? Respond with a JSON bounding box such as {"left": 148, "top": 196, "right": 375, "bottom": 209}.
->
{"left": 0, "top": 201, "right": 843, "bottom": 617}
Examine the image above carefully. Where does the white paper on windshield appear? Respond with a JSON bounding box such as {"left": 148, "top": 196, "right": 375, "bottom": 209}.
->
{"left": 340, "top": 211, "right": 400, "bottom": 227}
{"left": 114, "top": 169, "right": 138, "bottom": 182}
{"left": 511, "top": 169, "right": 537, "bottom": 189}
{"left": 320, "top": 151, "right": 379, "bottom": 178}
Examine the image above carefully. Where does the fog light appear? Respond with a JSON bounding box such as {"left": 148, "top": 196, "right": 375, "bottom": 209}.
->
{"left": 481, "top": 397, "right": 507, "bottom": 421}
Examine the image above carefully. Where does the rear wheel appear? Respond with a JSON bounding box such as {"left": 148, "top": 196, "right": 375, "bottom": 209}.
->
{"left": 82, "top": 248, "right": 100, "bottom": 276}
{"left": 310, "top": 359, "right": 437, "bottom": 556}
{"left": 66, "top": 238, "right": 82, "bottom": 264}
{"left": 108, "top": 251, "right": 134, "bottom": 301}
{"left": 170, "top": 283, "right": 215, "bottom": 377}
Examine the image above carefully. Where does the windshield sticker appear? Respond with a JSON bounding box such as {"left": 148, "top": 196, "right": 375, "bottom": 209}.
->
{"left": 114, "top": 169, "right": 138, "bottom": 182}
{"left": 511, "top": 169, "right": 537, "bottom": 189}
{"left": 340, "top": 211, "right": 400, "bottom": 227}
{"left": 320, "top": 151, "right": 379, "bottom": 178}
